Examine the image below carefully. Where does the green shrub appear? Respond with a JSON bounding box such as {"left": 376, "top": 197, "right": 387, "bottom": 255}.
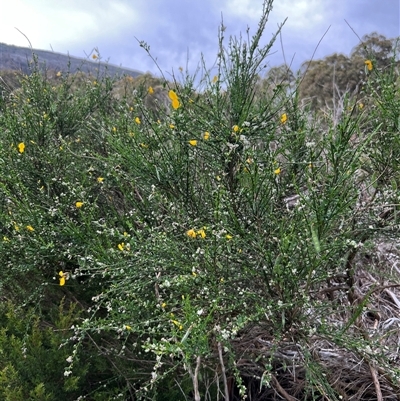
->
{"left": 1, "top": 1, "right": 400, "bottom": 399}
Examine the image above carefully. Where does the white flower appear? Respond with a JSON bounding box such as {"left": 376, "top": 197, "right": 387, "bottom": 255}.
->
{"left": 64, "top": 370, "right": 72, "bottom": 377}
{"left": 66, "top": 356, "right": 73, "bottom": 363}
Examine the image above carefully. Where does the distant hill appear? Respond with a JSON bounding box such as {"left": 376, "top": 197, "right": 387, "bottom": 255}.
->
{"left": 0, "top": 42, "right": 142, "bottom": 78}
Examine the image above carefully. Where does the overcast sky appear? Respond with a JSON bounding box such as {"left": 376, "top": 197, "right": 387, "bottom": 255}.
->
{"left": 1, "top": 0, "right": 399, "bottom": 78}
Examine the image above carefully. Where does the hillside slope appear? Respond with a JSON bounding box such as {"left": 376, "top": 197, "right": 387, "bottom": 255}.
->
{"left": 0, "top": 42, "right": 142, "bottom": 78}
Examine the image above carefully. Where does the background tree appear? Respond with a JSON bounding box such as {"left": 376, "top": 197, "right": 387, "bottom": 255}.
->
{"left": 298, "top": 33, "right": 399, "bottom": 112}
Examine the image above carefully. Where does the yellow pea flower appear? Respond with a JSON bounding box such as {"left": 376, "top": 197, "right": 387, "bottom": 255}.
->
{"left": 97, "top": 177, "right": 104, "bottom": 183}
{"left": 212, "top": 75, "right": 218, "bottom": 83}
{"left": 172, "top": 98, "right": 180, "bottom": 109}
{"left": 280, "top": 113, "right": 287, "bottom": 124}
{"left": 135, "top": 117, "right": 141, "bottom": 124}
{"left": 148, "top": 86, "right": 154, "bottom": 94}
{"left": 26, "top": 225, "right": 35, "bottom": 232}
{"left": 274, "top": 167, "right": 281, "bottom": 175}
{"left": 59, "top": 271, "right": 68, "bottom": 286}
{"left": 169, "top": 90, "right": 180, "bottom": 109}
{"left": 118, "top": 243, "right": 125, "bottom": 251}
{"left": 186, "top": 229, "right": 197, "bottom": 238}
{"left": 232, "top": 125, "right": 239, "bottom": 133}
{"left": 125, "top": 325, "right": 131, "bottom": 330}
{"left": 168, "top": 90, "right": 178, "bottom": 101}
{"left": 189, "top": 140, "right": 197, "bottom": 146}
{"left": 197, "top": 229, "right": 206, "bottom": 238}
{"left": 364, "top": 60, "right": 373, "bottom": 71}
{"left": 76, "top": 201, "right": 83, "bottom": 208}
{"left": 226, "top": 234, "right": 233, "bottom": 240}
{"left": 18, "top": 142, "right": 25, "bottom": 153}
{"left": 203, "top": 131, "right": 210, "bottom": 140}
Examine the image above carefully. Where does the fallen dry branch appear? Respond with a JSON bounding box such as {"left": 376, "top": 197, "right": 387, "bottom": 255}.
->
{"left": 223, "top": 239, "right": 400, "bottom": 400}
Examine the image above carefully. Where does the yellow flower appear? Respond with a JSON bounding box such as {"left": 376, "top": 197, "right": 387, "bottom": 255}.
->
{"left": 203, "top": 131, "right": 210, "bottom": 140}
{"left": 189, "top": 140, "right": 197, "bottom": 146}
{"left": 358, "top": 103, "right": 364, "bottom": 110}
{"left": 140, "top": 143, "right": 148, "bottom": 148}
{"left": 56, "top": 71, "right": 62, "bottom": 77}
{"left": 3, "top": 236, "right": 9, "bottom": 241}
{"left": 172, "top": 98, "right": 180, "bottom": 109}
{"left": 148, "top": 86, "right": 154, "bottom": 94}
{"left": 18, "top": 142, "right": 25, "bottom": 153}
{"left": 274, "top": 167, "right": 281, "bottom": 175}
{"left": 112, "top": 127, "right": 117, "bottom": 133}
{"left": 280, "top": 113, "right": 287, "bottom": 124}
{"left": 232, "top": 125, "right": 239, "bottom": 133}
{"left": 26, "top": 225, "right": 35, "bottom": 232}
{"left": 59, "top": 271, "right": 68, "bottom": 286}
{"left": 197, "top": 229, "right": 206, "bottom": 239}
{"left": 125, "top": 325, "right": 131, "bottom": 330}
{"left": 365, "top": 60, "right": 373, "bottom": 71}
{"left": 135, "top": 117, "right": 141, "bottom": 124}
{"left": 14, "top": 224, "right": 19, "bottom": 231}
{"left": 212, "top": 75, "right": 218, "bottom": 83}
{"left": 186, "top": 229, "right": 197, "bottom": 238}
{"left": 169, "top": 124, "right": 175, "bottom": 129}
{"left": 225, "top": 234, "right": 233, "bottom": 240}
{"left": 92, "top": 54, "right": 98, "bottom": 60}
{"left": 76, "top": 201, "right": 83, "bottom": 208}
{"left": 168, "top": 90, "right": 178, "bottom": 101}
{"left": 161, "top": 302, "right": 166, "bottom": 308}
{"left": 97, "top": 177, "right": 104, "bottom": 183}
{"left": 118, "top": 243, "right": 125, "bottom": 251}
{"left": 171, "top": 320, "right": 183, "bottom": 330}
{"left": 168, "top": 90, "right": 180, "bottom": 109}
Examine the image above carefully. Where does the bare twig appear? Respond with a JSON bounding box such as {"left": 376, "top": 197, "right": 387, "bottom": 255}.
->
{"left": 369, "top": 363, "right": 383, "bottom": 401}
{"left": 271, "top": 374, "right": 298, "bottom": 401}
{"left": 188, "top": 356, "right": 202, "bottom": 401}
{"left": 218, "top": 342, "right": 230, "bottom": 401}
